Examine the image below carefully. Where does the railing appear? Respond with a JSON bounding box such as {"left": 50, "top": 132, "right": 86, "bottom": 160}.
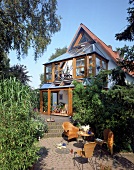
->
{"left": 54, "top": 65, "right": 73, "bottom": 85}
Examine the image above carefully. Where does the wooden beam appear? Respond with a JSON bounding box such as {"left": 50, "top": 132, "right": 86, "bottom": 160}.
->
{"left": 52, "top": 63, "right": 55, "bottom": 82}
{"left": 48, "top": 88, "right": 74, "bottom": 92}
{"left": 68, "top": 88, "right": 73, "bottom": 116}
{"left": 74, "top": 32, "right": 83, "bottom": 46}
{"left": 92, "top": 53, "right": 96, "bottom": 76}
{"left": 48, "top": 89, "right": 51, "bottom": 115}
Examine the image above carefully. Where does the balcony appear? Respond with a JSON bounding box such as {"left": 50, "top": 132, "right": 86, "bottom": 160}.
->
{"left": 54, "top": 71, "right": 73, "bottom": 86}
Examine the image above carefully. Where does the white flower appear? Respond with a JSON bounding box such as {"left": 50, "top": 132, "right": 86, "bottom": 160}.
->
{"left": 81, "top": 125, "right": 90, "bottom": 132}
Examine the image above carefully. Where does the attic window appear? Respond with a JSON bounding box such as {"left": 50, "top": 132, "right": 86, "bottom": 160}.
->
{"left": 78, "top": 33, "right": 94, "bottom": 45}
{"left": 79, "top": 34, "right": 88, "bottom": 44}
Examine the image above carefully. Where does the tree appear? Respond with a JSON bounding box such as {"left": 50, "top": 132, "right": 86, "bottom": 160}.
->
{"left": 9, "top": 64, "right": 31, "bottom": 85}
{"left": 40, "top": 46, "right": 67, "bottom": 86}
{"left": 0, "top": 52, "right": 10, "bottom": 79}
{"left": 40, "top": 73, "right": 44, "bottom": 87}
{"left": 0, "top": 53, "right": 31, "bottom": 85}
{"left": 115, "top": 0, "right": 134, "bottom": 75}
{"left": 111, "top": 66, "right": 126, "bottom": 86}
{"left": 49, "top": 46, "right": 67, "bottom": 61}
{"left": 115, "top": 0, "right": 134, "bottom": 41}
{"left": 0, "top": 0, "right": 61, "bottom": 60}
{"left": 116, "top": 45, "right": 134, "bottom": 73}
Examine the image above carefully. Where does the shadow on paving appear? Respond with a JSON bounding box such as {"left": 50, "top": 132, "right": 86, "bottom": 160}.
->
{"left": 72, "top": 143, "right": 134, "bottom": 170}
{"left": 112, "top": 154, "right": 134, "bottom": 170}
{"left": 73, "top": 141, "right": 84, "bottom": 149}
{"left": 32, "top": 143, "right": 134, "bottom": 170}
{"left": 94, "top": 145, "right": 134, "bottom": 170}
{"left": 33, "top": 147, "right": 49, "bottom": 170}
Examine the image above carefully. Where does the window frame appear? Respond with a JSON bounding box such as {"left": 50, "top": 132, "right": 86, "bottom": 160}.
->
{"left": 75, "top": 57, "right": 85, "bottom": 78}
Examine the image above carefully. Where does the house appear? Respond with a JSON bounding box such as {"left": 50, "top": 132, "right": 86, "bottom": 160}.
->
{"left": 39, "top": 23, "right": 134, "bottom": 116}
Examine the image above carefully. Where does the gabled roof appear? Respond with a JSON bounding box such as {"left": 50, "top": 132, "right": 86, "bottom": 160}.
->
{"left": 67, "top": 23, "right": 133, "bottom": 77}
{"left": 45, "top": 23, "right": 120, "bottom": 65}
{"left": 67, "top": 23, "right": 120, "bottom": 63}
{"left": 44, "top": 23, "right": 133, "bottom": 77}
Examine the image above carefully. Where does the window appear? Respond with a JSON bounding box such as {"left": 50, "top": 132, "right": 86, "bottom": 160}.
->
{"left": 79, "top": 34, "right": 89, "bottom": 44}
{"left": 55, "top": 63, "right": 59, "bottom": 79}
{"left": 88, "top": 56, "right": 93, "bottom": 76}
{"left": 89, "top": 56, "right": 92, "bottom": 64}
{"left": 76, "top": 58, "right": 84, "bottom": 67}
{"left": 46, "top": 65, "right": 52, "bottom": 81}
{"left": 102, "top": 60, "right": 106, "bottom": 69}
{"left": 89, "top": 66, "right": 92, "bottom": 74}
{"left": 76, "top": 58, "right": 85, "bottom": 76}
{"left": 76, "top": 67, "right": 85, "bottom": 76}
{"left": 96, "top": 56, "right": 107, "bottom": 75}
{"left": 46, "top": 74, "right": 51, "bottom": 80}
{"left": 46, "top": 65, "right": 52, "bottom": 73}
{"left": 78, "top": 33, "right": 94, "bottom": 45}
{"left": 96, "top": 57, "right": 101, "bottom": 75}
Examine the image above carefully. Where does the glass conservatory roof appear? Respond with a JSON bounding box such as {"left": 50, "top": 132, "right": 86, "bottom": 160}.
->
{"left": 40, "top": 83, "right": 55, "bottom": 89}
{"left": 44, "top": 42, "right": 109, "bottom": 65}
{"left": 40, "top": 83, "right": 74, "bottom": 90}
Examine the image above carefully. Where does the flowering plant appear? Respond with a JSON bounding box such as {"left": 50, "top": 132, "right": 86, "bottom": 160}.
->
{"left": 80, "top": 125, "right": 90, "bottom": 132}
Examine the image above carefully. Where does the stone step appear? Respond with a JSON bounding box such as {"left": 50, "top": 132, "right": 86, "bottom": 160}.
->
{"left": 48, "top": 125, "right": 63, "bottom": 130}
{"left": 44, "top": 121, "right": 64, "bottom": 138}
{"left": 46, "top": 122, "right": 63, "bottom": 126}
{"left": 48, "top": 128, "right": 63, "bottom": 133}
{"left": 44, "top": 132, "right": 63, "bottom": 138}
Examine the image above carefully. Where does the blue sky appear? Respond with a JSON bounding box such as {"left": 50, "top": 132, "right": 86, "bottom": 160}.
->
{"left": 9, "top": 0, "right": 133, "bottom": 89}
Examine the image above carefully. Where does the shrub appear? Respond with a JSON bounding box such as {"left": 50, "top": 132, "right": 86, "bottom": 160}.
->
{"left": 73, "top": 72, "right": 134, "bottom": 152}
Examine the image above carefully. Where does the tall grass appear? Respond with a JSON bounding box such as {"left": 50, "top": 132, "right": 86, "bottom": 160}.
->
{"left": 0, "top": 78, "right": 45, "bottom": 170}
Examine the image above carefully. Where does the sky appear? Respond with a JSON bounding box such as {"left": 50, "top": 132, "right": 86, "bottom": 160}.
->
{"left": 9, "top": 0, "right": 133, "bottom": 89}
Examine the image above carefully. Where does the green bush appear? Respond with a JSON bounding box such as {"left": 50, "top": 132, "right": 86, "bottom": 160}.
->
{"left": 73, "top": 72, "right": 134, "bottom": 152}
{"left": 0, "top": 78, "right": 47, "bottom": 170}
{"left": 31, "top": 112, "right": 48, "bottom": 139}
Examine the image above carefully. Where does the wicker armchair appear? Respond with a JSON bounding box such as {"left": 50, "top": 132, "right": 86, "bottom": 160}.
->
{"left": 74, "top": 142, "right": 96, "bottom": 170}
{"left": 95, "top": 129, "right": 114, "bottom": 155}
{"left": 62, "top": 122, "right": 79, "bottom": 141}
